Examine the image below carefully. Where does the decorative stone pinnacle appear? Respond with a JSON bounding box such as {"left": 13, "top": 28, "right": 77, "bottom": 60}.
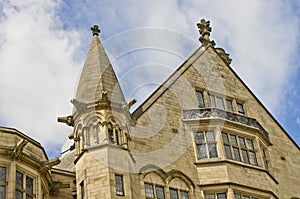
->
{"left": 91, "top": 25, "right": 100, "bottom": 36}
{"left": 197, "top": 19, "right": 215, "bottom": 46}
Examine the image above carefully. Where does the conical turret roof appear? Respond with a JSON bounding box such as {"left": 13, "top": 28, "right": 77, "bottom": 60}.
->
{"left": 74, "top": 26, "right": 126, "bottom": 112}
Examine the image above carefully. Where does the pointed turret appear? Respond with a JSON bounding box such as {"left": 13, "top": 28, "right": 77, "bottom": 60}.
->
{"left": 58, "top": 25, "right": 132, "bottom": 156}
{"left": 73, "top": 25, "right": 127, "bottom": 115}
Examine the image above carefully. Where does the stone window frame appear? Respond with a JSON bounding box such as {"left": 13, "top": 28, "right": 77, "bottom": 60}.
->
{"left": 115, "top": 174, "right": 125, "bottom": 196}
{"left": 144, "top": 182, "right": 166, "bottom": 199}
{"left": 194, "top": 130, "right": 218, "bottom": 160}
{"left": 169, "top": 187, "right": 189, "bottom": 199}
{"left": 80, "top": 180, "right": 84, "bottom": 199}
{"left": 205, "top": 192, "right": 227, "bottom": 199}
{"left": 195, "top": 89, "right": 246, "bottom": 115}
{"left": 0, "top": 166, "right": 7, "bottom": 199}
{"left": 196, "top": 90, "right": 205, "bottom": 108}
{"left": 208, "top": 93, "right": 233, "bottom": 112}
{"left": 15, "top": 169, "right": 35, "bottom": 199}
{"left": 221, "top": 132, "right": 258, "bottom": 166}
{"left": 234, "top": 193, "right": 259, "bottom": 199}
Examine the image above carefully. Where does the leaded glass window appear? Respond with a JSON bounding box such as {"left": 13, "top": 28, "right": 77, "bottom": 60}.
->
{"left": 144, "top": 183, "right": 154, "bottom": 198}
{"left": 169, "top": 189, "right": 178, "bottom": 199}
{"left": 155, "top": 186, "right": 165, "bottom": 199}
{"left": 237, "top": 103, "right": 245, "bottom": 115}
{"left": 209, "top": 94, "right": 216, "bottom": 107}
{"left": 216, "top": 96, "right": 225, "bottom": 110}
{"left": 196, "top": 91, "right": 205, "bottom": 108}
{"left": 205, "top": 193, "right": 227, "bottom": 199}
{"left": 0, "top": 167, "right": 6, "bottom": 199}
{"left": 16, "top": 171, "right": 23, "bottom": 189}
{"left": 194, "top": 131, "right": 218, "bottom": 159}
{"left": 217, "top": 193, "right": 227, "bottom": 199}
{"left": 16, "top": 171, "right": 35, "bottom": 199}
{"left": 226, "top": 99, "right": 233, "bottom": 112}
{"left": 115, "top": 175, "right": 124, "bottom": 196}
{"left": 222, "top": 133, "right": 257, "bottom": 166}
{"left": 180, "top": 191, "right": 189, "bottom": 199}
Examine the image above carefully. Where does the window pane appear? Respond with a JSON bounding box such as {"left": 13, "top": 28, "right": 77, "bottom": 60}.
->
{"left": 216, "top": 97, "right": 225, "bottom": 110}
{"left": 209, "top": 95, "right": 216, "bottom": 107}
{"left": 16, "top": 171, "right": 23, "bottom": 189}
{"left": 180, "top": 191, "right": 189, "bottom": 199}
{"left": 208, "top": 144, "right": 218, "bottom": 158}
{"left": 16, "top": 190, "right": 23, "bottom": 199}
{"left": 237, "top": 103, "right": 245, "bottom": 114}
{"left": 0, "top": 167, "right": 6, "bottom": 183}
{"left": 206, "top": 131, "right": 215, "bottom": 142}
{"left": 144, "top": 183, "right": 154, "bottom": 198}
{"left": 108, "top": 130, "right": 114, "bottom": 144}
{"left": 26, "top": 176, "right": 33, "bottom": 194}
{"left": 222, "top": 133, "right": 229, "bottom": 143}
{"left": 234, "top": 194, "right": 241, "bottom": 199}
{"left": 217, "top": 193, "right": 227, "bottom": 199}
{"left": 0, "top": 186, "right": 6, "bottom": 199}
{"left": 230, "top": 135, "right": 238, "bottom": 146}
{"left": 205, "top": 194, "right": 215, "bottom": 199}
{"left": 195, "top": 132, "right": 205, "bottom": 143}
{"left": 80, "top": 181, "right": 84, "bottom": 199}
{"left": 169, "top": 189, "right": 178, "bottom": 199}
{"left": 247, "top": 139, "right": 254, "bottom": 150}
{"left": 226, "top": 99, "right": 233, "bottom": 112}
{"left": 241, "top": 149, "right": 249, "bottom": 164}
{"left": 224, "top": 145, "right": 232, "bottom": 159}
{"left": 196, "top": 91, "right": 205, "bottom": 108}
{"left": 242, "top": 196, "right": 250, "bottom": 199}
{"left": 238, "top": 137, "right": 246, "bottom": 148}
{"left": 156, "top": 186, "right": 165, "bottom": 199}
{"left": 115, "top": 175, "right": 124, "bottom": 196}
{"left": 233, "top": 147, "right": 241, "bottom": 161}
{"left": 197, "top": 144, "right": 207, "bottom": 159}
{"left": 249, "top": 152, "right": 258, "bottom": 165}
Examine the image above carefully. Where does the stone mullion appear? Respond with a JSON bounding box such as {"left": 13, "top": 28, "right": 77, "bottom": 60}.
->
{"left": 227, "top": 187, "right": 234, "bottom": 199}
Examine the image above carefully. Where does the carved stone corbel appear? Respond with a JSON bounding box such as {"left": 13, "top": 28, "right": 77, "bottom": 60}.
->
{"left": 39, "top": 157, "right": 61, "bottom": 173}
{"left": 9, "top": 139, "right": 28, "bottom": 160}
{"left": 57, "top": 115, "right": 74, "bottom": 126}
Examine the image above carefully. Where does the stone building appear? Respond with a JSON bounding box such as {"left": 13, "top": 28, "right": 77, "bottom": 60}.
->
{"left": 0, "top": 19, "right": 299, "bottom": 199}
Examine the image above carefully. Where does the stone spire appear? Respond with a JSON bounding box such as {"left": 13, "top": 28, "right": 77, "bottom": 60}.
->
{"left": 72, "top": 25, "right": 127, "bottom": 115}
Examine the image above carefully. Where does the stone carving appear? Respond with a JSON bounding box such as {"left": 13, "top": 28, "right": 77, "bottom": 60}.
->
{"left": 183, "top": 108, "right": 269, "bottom": 140}
{"left": 91, "top": 25, "right": 100, "bottom": 36}
{"left": 57, "top": 115, "right": 74, "bottom": 126}
{"left": 215, "top": 48, "right": 232, "bottom": 65}
{"left": 39, "top": 157, "right": 61, "bottom": 173}
{"left": 197, "top": 19, "right": 215, "bottom": 47}
{"left": 9, "top": 139, "right": 28, "bottom": 159}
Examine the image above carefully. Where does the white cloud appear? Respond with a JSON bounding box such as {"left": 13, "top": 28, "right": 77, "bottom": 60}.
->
{"left": 0, "top": 0, "right": 81, "bottom": 155}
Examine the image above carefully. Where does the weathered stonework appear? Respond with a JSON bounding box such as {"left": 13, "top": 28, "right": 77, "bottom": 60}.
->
{"left": 0, "top": 20, "right": 299, "bottom": 199}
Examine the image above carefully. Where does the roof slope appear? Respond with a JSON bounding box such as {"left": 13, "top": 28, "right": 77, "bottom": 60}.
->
{"left": 74, "top": 31, "right": 126, "bottom": 109}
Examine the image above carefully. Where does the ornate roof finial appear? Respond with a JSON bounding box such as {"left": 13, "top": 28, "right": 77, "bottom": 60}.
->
{"left": 91, "top": 25, "right": 100, "bottom": 36}
{"left": 197, "top": 19, "right": 215, "bottom": 47}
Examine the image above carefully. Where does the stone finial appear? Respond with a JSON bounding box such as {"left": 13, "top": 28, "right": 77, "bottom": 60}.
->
{"left": 197, "top": 19, "right": 215, "bottom": 46}
{"left": 91, "top": 25, "right": 100, "bottom": 36}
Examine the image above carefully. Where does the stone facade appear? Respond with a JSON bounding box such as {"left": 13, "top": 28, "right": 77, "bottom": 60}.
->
{"left": 0, "top": 20, "right": 299, "bottom": 199}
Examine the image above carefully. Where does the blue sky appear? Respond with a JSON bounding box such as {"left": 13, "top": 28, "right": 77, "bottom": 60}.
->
{"left": 0, "top": 0, "right": 299, "bottom": 158}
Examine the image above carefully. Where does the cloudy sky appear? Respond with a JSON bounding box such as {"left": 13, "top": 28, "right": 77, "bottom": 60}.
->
{"left": 0, "top": 0, "right": 299, "bottom": 158}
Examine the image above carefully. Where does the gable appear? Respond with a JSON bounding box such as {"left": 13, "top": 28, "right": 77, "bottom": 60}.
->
{"left": 132, "top": 44, "right": 299, "bottom": 151}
